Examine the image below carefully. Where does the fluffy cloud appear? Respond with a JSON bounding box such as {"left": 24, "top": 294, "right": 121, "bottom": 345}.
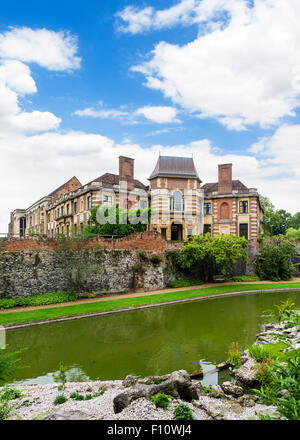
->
{"left": 135, "top": 106, "right": 179, "bottom": 123}
{"left": 0, "top": 27, "right": 81, "bottom": 70}
{"left": 0, "top": 27, "right": 80, "bottom": 134}
{"left": 128, "top": 0, "right": 300, "bottom": 130}
{"left": 2, "top": 124, "right": 299, "bottom": 232}
{"left": 74, "top": 107, "right": 128, "bottom": 120}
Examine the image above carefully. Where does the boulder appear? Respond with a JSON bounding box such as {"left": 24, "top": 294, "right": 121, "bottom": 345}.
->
{"left": 122, "top": 375, "right": 138, "bottom": 387}
{"left": 233, "top": 358, "right": 258, "bottom": 387}
{"left": 113, "top": 369, "right": 198, "bottom": 413}
{"left": 237, "top": 395, "right": 256, "bottom": 407}
{"left": 42, "top": 410, "right": 91, "bottom": 420}
{"left": 221, "top": 382, "right": 244, "bottom": 397}
{"left": 209, "top": 385, "right": 225, "bottom": 399}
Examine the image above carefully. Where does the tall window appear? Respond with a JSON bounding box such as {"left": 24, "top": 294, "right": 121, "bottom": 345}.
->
{"left": 173, "top": 191, "right": 182, "bottom": 211}
{"left": 239, "top": 223, "right": 248, "bottom": 240}
{"left": 61, "top": 206, "right": 64, "bottom": 216}
{"left": 140, "top": 200, "right": 147, "bottom": 209}
{"left": 204, "top": 203, "right": 212, "bottom": 215}
{"left": 103, "top": 195, "right": 112, "bottom": 206}
{"left": 87, "top": 195, "right": 92, "bottom": 210}
{"left": 74, "top": 201, "right": 77, "bottom": 214}
{"left": 66, "top": 204, "right": 69, "bottom": 215}
{"left": 203, "top": 224, "right": 212, "bottom": 234}
{"left": 239, "top": 201, "right": 248, "bottom": 214}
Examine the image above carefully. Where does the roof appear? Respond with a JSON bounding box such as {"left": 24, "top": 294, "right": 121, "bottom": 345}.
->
{"left": 87, "top": 173, "right": 147, "bottom": 190}
{"left": 48, "top": 176, "right": 81, "bottom": 197}
{"left": 202, "top": 180, "right": 249, "bottom": 195}
{"left": 149, "top": 156, "right": 201, "bottom": 180}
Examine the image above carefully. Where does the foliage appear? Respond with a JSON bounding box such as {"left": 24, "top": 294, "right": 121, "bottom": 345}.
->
{"left": 150, "top": 254, "right": 163, "bottom": 265}
{"left": 167, "top": 279, "right": 203, "bottom": 288}
{"left": 254, "top": 236, "right": 297, "bottom": 281}
{"left": 152, "top": 378, "right": 162, "bottom": 385}
{"left": 286, "top": 227, "right": 300, "bottom": 241}
{"left": 202, "top": 385, "right": 212, "bottom": 393}
{"left": 173, "top": 403, "right": 194, "bottom": 420}
{"left": 53, "top": 395, "right": 68, "bottom": 405}
{"left": 83, "top": 204, "right": 151, "bottom": 237}
{"left": 265, "top": 299, "right": 299, "bottom": 324}
{"left": 53, "top": 363, "right": 68, "bottom": 391}
{"left": 70, "top": 391, "right": 104, "bottom": 401}
{"left": 226, "top": 342, "right": 242, "bottom": 368}
{"left": 248, "top": 344, "right": 273, "bottom": 363}
{"left": 178, "top": 234, "right": 249, "bottom": 282}
{"left": 0, "top": 292, "right": 78, "bottom": 311}
{"left": 138, "top": 250, "right": 149, "bottom": 261}
{"left": 150, "top": 393, "right": 173, "bottom": 410}
{"left": 229, "top": 276, "right": 259, "bottom": 282}
{"left": 0, "top": 401, "right": 10, "bottom": 420}
{"left": 0, "top": 386, "right": 21, "bottom": 401}
{"left": 81, "top": 292, "right": 97, "bottom": 299}
{"left": 260, "top": 195, "right": 300, "bottom": 236}
{"left": 0, "top": 348, "right": 24, "bottom": 384}
{"left": 253, "top": 357, "right": 300, "bottom": 420}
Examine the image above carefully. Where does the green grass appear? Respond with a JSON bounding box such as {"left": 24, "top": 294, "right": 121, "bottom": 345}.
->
{"left": 167, "top": 279, "right": 203, "bottom": 288}
{"left": 229, "top": 276, "right": 260, "bottom": 282}
{"left": 249, "top": 342, "right": 300, "bottom": 362}
{"left": 0, "top": 283, "right": 299, "bottom": 326}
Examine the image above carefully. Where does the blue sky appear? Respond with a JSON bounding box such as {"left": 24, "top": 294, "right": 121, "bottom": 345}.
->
{"left": 0, "top": 0, "right": 300, "bottom": 231}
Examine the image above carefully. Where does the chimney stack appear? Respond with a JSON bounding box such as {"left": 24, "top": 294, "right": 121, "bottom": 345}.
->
{"left": 218, "top": 163, "right": 232, "bottom": 194}
{"left": 119, "top": 156, "right": 135, "bottom": 191}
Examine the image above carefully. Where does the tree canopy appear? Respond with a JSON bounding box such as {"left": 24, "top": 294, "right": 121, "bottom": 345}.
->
{"left": 259, "top": 195, "right": 299, "bottom": 237}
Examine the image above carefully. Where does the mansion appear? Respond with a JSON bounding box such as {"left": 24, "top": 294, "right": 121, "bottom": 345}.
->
{"left": 9, "top": 155, "right": 264, "bottom": 244}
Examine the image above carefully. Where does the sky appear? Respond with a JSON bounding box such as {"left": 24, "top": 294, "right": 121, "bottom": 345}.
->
{"left": 0, "top": 0, "right": 300, "bottom": 232}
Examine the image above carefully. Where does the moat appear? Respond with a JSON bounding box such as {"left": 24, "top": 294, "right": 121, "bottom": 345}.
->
{"left": 6, "top": 290, "right": 300, "bottom": 386}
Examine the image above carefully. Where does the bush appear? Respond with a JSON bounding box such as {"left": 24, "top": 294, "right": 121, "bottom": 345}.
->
{"left": 254, "top": 236, "right": 297, "bottom": 281}
{"left": 0, "top": 292, "right": 78, "bottom": 311}
{"left": 53, "top": 395, "right": 68, "bottom": 405}
{"left": 226, "top": 342, "right": 241, "bottom": 368}
{"left": 230, "top": 276, "right": 259, "bottom": 282}
{"left": 167, "top": 279, "right": 203, "bottom": 288}
{"left": 0, "top": 386, "right": 21, "bottom": 401}
{"left": 139, "top": 250, "right": 149, "bottom": 261}
{"left": 150, "top": 254, "right": 163, "bottom": 265}
{"left": 174, "top": 403, "right": 194, "bottom": 420}
{"left": 248, "top": 344, "right": 272, "bottom": 363}
{"left": 150, "top": 393, "right": 173, "bottom": 410}
{"left": 81, "top": 292, "right": 97, "bottom": 299}
{"left": 0, "top": 401, "right": 10, "bottom": 420}
{"left": 70, "top": 392, "right": 84, "bottom": 401}
{"left": 0, "top": 348, "right": 24, "bottom": 384}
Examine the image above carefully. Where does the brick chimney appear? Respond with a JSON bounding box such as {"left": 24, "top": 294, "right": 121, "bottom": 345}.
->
{"left": 218, "top": 163, "right": 232, "bottom": 194}
{"left": 119, "top": 156, "right": 135, "bottom": 191}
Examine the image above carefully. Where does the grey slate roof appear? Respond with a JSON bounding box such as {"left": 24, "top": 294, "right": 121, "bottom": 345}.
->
{"left": 149, "top": 156, "right": 201, "bottom": 180}
{"left": 202, "top": 180, "right": 249, "bottom": 195}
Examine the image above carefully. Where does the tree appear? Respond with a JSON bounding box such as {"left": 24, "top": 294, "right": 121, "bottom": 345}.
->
{"left": 259, "top": 195, "right": 292, "bottom": 236}
{"left": 178, "top": 234, "right": 249, "bottom": 282}
{"left": 83, "top": 204, "right": 151, "bottom": 237}
{"left": 286, "top": 228, "right": 300, "bottom": 241}
{"left": 289, "top": 212, "right": 300, "bottom": 230}
{"left": 254, "top": 235, "right": 297, "bottom": 281}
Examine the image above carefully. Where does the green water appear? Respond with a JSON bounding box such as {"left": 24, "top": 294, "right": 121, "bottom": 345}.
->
{"left": 6, "top": 290, "right": 300, "bottom": 386}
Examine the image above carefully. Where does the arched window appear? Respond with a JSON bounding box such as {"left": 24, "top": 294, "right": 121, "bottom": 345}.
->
{"left": 220, "top": 202, "right": 230, "bottom": 219}
{"left": 173, "top": 191, "right": 182, "bottom": 211}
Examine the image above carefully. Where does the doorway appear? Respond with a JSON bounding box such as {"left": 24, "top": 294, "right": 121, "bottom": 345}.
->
{"left": 171, "top": 223, "right": 183, "bottom": 241}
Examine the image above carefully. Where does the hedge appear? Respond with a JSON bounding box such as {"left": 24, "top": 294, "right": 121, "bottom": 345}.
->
{"left": 0, "top": 292, "right": 78, "bottom": 310}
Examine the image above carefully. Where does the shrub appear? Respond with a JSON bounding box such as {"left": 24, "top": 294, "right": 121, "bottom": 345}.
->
{"left": 70, "top": 392, "right": 84, "bottom": 401}
{"left": 248, "top": 344, "right": 272, "bottom": 362}
{"left": 0, "top": 348, "right": 24, "bottom": 384}
{"left": 152, "top": 378, "right": 162, "bottom": 385}
{"left": 230, "top": 276, "right": 259, "bottom": 282}
{"left": 174, "top": 403, "right": 194, "bottom": 420}
{"left": 150, "top": 254, "right": 163, "bottom": 265}
{"left": 139, "top": 250, "right": 149, "bottom": 261}
{"left": 0, "top": 401, "right": 10, "bottom": 420}
{"left": 0, "top": 292, "right": 78, "bottom": 310}
{"left": 254, "top": 236, "right": 296, "bottom": 281}
{"left": 0, "top": 386, "right": 21, "bottom": 401}
{"left": 81, "top": 292, "right": 97, "bottom": 299}
{"left": 265, "top": 299, "right": 299, "bottom": 325}
{"left": 226, "top": 342, "right": 241, "bottom": 368}
{"left": 150, "top": 393, "right": 173, "bottom": 410}
{"left": 53, "top": 363, "right": 68, "bottom": 391}
{"left": 132, "top": 263, "right": 145, "bottom": 274}
{"left": 53, "top": 395, "right": 67, "bottom": 405}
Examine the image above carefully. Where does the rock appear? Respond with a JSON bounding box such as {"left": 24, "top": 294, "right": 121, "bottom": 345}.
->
{"left": 237, "top": 395, "right": 256, "bottom": 407}
{"left": 221, "top": 382, "right": 243, "bottom": 397}
{"left": 230, "top": 403, "right": 243, "bottom": 414}
{"left": 113, "top": 369, "right": 198, "bottom": 413}
{"left": 255, "top": 408, "right": 281, "bottom": 420}
{"left": 216, "top": 362, "right": 229, "bottom": 371}
{"left": 233, "top": 358, "right": 258, "bottom": 387}
{"left": 277, "top": 389, "right": 290, "bottom": 398}
{"left": 209, "top": 385, "right": 225, "bottom": 399}
{"left": 122, "top": 375, "right": 138, "bottom": 387}
{"left": 265, "top": 324, "right": 275, "bottom": 331}
{"left": 42, "top": 410, "right": 91, "bottom": 420}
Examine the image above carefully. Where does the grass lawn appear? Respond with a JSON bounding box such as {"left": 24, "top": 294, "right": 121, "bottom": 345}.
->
{"left": 1, "top": 282, "right": 300, "bottom": 326}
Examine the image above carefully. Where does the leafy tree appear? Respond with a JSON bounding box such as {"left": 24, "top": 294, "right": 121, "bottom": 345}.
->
{"left": 82, "top": 204, "right": 151, "bottom": 237}
{"left": 289, "top": 212, "right": 300, "bottom": 230}
{"left": 254, "top": 235, "right": 297, "bottom": 281}
{"left": 286, "top": 227, "right": 300, "bottom": 241}
{"left": 259, "top": 195, "right": 293, "bottom": 236}
{"left": 178, "top": 234, "right": 249, "bottom": 282}
{"left": 0, "top": 348, "right": 23, "bottom": 384}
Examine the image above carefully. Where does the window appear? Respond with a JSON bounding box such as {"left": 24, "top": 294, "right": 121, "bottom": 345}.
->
{"left": 239, "top": 201, "right": 248, "bottom": 214}
{"left": 204, "top": 203, "right": 212, "bottom": 215}
{"left": 103, "top": 195, "right": 112, "bottom": 206}
{"left": 173, "top": 191, "right": 182, "bottom": 211}
{"left": 87, "top": 195, "right": 92, "bottom": 210}
{"left": 61, "top": 206, "right": 64, "bottom": 216}
{"left": 204, "top": 224, "right": 212, "bottom": 234}
{"left": 74, "top": 224, "right": 77, "bottom": 236}
{"left": 74, "top": 201, "right": 77, "bottom": 214}
{"left": 140, "top": 200, "right": 147, "bottom": 209}
{"left": 239, "top": 223, "right": 248, "bottom": 240}
{"left": 66, "top": 225, "right": 70, "bottom": 236}
{"left": 220, "top": 202, "right": 230, "bottom": 219}
{"left": 66, "top": 204, "right": 69, "bottom": 215}
{"left": 57, "top": 208, "right": 60, "bottom": 218}
{"left": 187, "top": 228, "right": 193, "bottom": 237}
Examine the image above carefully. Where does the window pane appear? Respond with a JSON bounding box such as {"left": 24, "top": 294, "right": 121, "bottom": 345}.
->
{"left": 173, "top": 191, "right": 181, "bottom": 211}
{"left": 239, "top": 223, "right": 248, "bottom": 240}
{"left": 204, "top": 224, "right": 211, "bottom": 234}
{"left": 204, "top": 203, "right": 211, "bottom": 215}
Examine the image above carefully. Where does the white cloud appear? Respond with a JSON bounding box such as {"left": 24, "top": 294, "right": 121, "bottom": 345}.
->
{"left": 129, "top": 0, "right": 300, "bottom": 130}
{"left": 0, "top": 27, "right": 80, "bottom": 134}
{"left": 74, "top": 107, "right": 128, "bottom": 119}
{"left": 135, "top": 106, "right": 179, "bottom": 123}
{"left": 2, "top": 123, "right": 299, "bottom": 232}
{"left": 0, "top": 27, "right": 81, "bottom": 70}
